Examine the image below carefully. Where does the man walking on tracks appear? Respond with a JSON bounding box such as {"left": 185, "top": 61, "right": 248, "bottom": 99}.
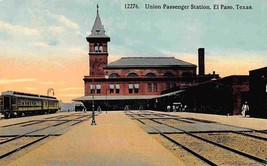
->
{"left": 241, "top": 101, "right": 249, "bottom": 117}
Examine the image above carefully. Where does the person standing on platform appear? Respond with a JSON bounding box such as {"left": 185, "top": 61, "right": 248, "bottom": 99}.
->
{"left": 241, "top": 101, "right": 249, "bottom": 117}
{"left": 97, "top": 106, "right": 102, "bottom": 112}
{"left": 167, "top": 105, "right": 171, "bottom": 112}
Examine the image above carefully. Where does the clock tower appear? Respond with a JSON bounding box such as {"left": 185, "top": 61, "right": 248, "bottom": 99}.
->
{"left": 86, "top": 4, "right": 110, "bottom": 77}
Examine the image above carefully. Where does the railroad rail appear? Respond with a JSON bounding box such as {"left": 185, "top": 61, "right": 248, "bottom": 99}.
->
{"left": 0, "top": 113, "right": 96, "bottom": 161}
{"left": 127, "top": 111, "right": 267, "bottom": 165}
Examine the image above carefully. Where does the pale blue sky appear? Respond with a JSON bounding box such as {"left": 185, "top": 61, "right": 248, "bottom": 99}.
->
{"left": 1, "top": 0, "right": 266, "bottom": 56}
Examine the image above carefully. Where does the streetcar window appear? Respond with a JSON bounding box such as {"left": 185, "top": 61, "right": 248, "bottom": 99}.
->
{"left": 11, "top": 98, "right": 16, "bottom": 104}
{"left": 0, "top": 98, "right": 3, "bottom": 105}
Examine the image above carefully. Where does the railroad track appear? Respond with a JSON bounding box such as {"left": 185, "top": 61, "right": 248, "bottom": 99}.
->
{"left": 127, "top": 111, "right": 267, "bottom": 165}
{"left": 0, "top": 112, "right": 96, "bottom": 163}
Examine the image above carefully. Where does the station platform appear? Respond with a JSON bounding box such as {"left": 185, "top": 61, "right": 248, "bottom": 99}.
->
{"left": 167, "top": 111, "right": 267, "bottom": 130}
{"left": 7, "top": 111, "right": 185, "bottom": 166}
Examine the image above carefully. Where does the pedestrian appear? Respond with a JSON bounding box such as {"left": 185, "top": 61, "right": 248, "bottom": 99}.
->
{"left": 241, "top": 101, "right": 249, "bottom": 117}
{"left": 167, "top": 105, "right": 171, "bottom": 112}
{"left": 139, "top": 105, "right": 143, "bottom": 112}
{"left": 173, "top": 105, "right": 176, "bottom": 112}
{"left": 183, "top": 105, "right": 187, "bottom": 112}
{"left": 124, "top": 105, "right": 129, "bottom": 112}
{"left": 67, "top": 109, "right": 69, "bottom": 113}
{"left": 97, "top": 106, "right": 102, "bottom": 112}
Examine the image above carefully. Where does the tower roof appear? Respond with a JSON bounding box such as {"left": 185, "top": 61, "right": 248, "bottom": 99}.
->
{"left": 87, "top": 4, "right": 110, "bottom": 39}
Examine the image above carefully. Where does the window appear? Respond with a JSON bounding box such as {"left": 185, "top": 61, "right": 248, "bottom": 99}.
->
{"left": 94, "top": 44, "right": 98, "bottom": 52}
{"left": 109, "top": 73, "right": 120, "bottom": 78}
{"left": 109, "top": 84, "right": 114, "bottom": 94}
{"left": 127, "top": 73, "right": 138, "bottom": 78}
{"left": 128, "top": 84, "right": 133, "bottom": 94}
{"left": 96, "top": 85, "right": 101, "bottom": 94}
{"left": 163, "top": 72, "right": 174, "bottom": 77}
{"left": 134, "top": 84, "right": 139, "bottom": 93}
{"left": 115, "top": 84, "right": 120, "bottom": 94}
{"left": 145, "top": 73, "right": 156, "bottom": 78}
{"left": 11, "top": 98, "right": 16, "bottom": 105}
{"left": 90, "top": 85, "right": 95, "bottom": 94}
{"left": 99, "top": 45, "right": 103, "bottom": 52}
{"left": 0, "top": 98, "right": 3, "bottom": 105}
{"left": 153, "top": 83, "right": 157, "bottom": 92}
{"left": 94, "top": 43, "right": 103, "bottom": 52}
{"left": 148, "top": 83, "right": 152, "bottom": 92}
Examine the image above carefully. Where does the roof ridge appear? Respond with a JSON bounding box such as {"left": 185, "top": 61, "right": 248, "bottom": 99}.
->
{"left": 121, "top": 57, "right": 175, "bottom": 59}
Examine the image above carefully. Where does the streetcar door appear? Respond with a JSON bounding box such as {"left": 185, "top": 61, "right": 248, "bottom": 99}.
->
{"left": 4, "top": 97, "right": 11, "bottom": 110}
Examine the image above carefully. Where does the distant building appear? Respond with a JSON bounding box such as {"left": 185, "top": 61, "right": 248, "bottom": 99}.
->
{"left": 74, "top": 6, "right": 219, "bottom": 110}
{"left": 178, "top": 76, "right": 250, "bottom": 115}
{"left": 249, "top": 67, "right": 267, "bottom": 118}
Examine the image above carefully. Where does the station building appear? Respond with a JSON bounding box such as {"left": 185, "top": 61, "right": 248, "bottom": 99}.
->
{"left": 74, "top": 6, "right": 219, "bottom": 110}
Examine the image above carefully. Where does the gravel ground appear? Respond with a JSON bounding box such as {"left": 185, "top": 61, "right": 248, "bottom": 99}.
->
{"left": 0, "top": 137, "right": 14, "bottom": 143}
{"left": 169, "top": 134, "right": 259, "bottom": 165}
{"left": 152, "top": 134, "right": 208, "bottom": 166}
{"left": 0, "top": 137, "right": 40, "bottom": 157}
{"left": 131, "top": 112, "right": 266, "bottom": 165}
{"left": 243, "top": 131, "right": 267, "bottom": 139}
{"left": 0, "top": 136, "right": 56, "bottom": 165}
{"left": 196, "top": 132, "right": 267, "bottom": 160}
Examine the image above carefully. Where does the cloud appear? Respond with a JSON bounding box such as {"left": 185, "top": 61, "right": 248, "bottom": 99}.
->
{"left": 48, "top": 26, "right": 64, "bottom": 34}
{"left": 0, "top": 20, "right": 39, "bottom": 36}
{"left": 39, "top": 81, "right": 65, "bottom": 85}
{"left": 0, "top": 78, "right": 37, "bottom": 84}
{"left": 32, "top": 42, "right": 49, "bottom": 47}
{"left": 60, "top": 87, "right": 83, "bottom": 91}
{"left": 25, "top": 87, "right": 37, "bottom": 91}
{"left": 62, "top": 94, "right": 82, "bottom": 97}
{"left": 46, "top": 10, "right": 79, "bottom": 31}
{"left": 39, "top": 81, "right": 57, "bottom": 85}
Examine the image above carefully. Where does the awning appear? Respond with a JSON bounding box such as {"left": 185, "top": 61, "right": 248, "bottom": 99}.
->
{"left": 157, "top": 90, "right": 185, "bottom": 98}
{"left": 96, "top": 85, "right": 101, "bottom": 89}
{"left": 109, "top": 85, "right": 114, "bottom": 89}
{"left": 128, "top": 84, "right": 133, "bottom": 89}
{"left": 115, "top": 84, "right": 120, "bottom": 89}
{"left": 73, "top": 95, "right": 159, "bottom": 101}
{"left": 90, "top": 85, "right": 95, "bottom": 89}
{"left": 134, "top": 84, "right": 139, "bottom": 89}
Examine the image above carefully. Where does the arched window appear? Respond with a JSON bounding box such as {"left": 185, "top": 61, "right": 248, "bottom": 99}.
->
{"left": 99, "top": 44, "right": 103, "bottom": 52}
{"left": 94, "top": 44, "right": 98, "bottom": 52}
{"left": 109, "top": 73, "right": 120, "bottom": 78}
{"left": 145, "top": 73, "right": 157, "bottom": 78}
{"left": 163, "top": 72, "right": 174, "bottom": 77}
{"left": 127, "top": 73, "right": 139, "bottom": 78}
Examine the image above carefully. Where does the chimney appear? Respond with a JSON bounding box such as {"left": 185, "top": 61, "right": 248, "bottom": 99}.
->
{"left": 198, "top": 48, "right": 205, "bottom": 75}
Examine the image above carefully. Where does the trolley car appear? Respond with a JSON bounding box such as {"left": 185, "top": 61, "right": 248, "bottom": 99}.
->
{"left": 0, "top": 91, "right": 59, "bottom": 119}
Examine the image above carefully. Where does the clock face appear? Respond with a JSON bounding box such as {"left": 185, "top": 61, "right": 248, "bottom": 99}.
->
{"left": 90, "top": 58, "right": 107, "bottom": 76}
